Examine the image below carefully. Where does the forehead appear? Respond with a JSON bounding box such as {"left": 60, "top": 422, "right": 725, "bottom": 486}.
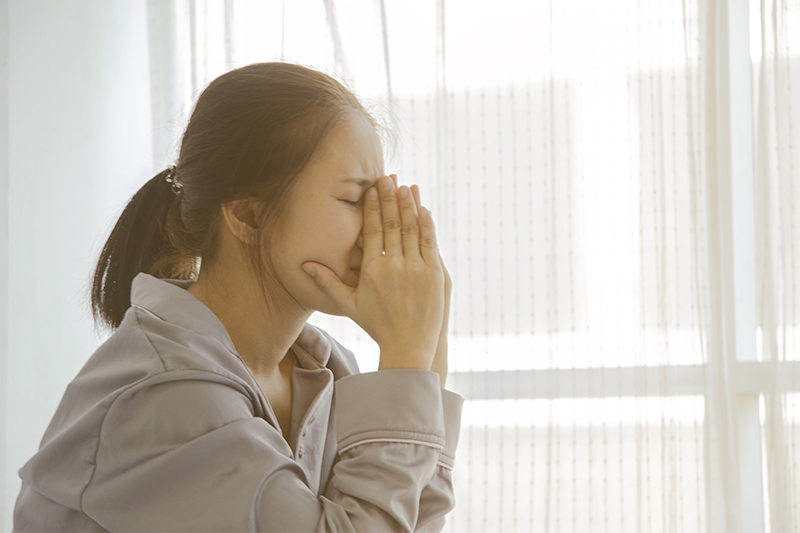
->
{"left": 303, "top": 114, "right": 385, "bottom": 186}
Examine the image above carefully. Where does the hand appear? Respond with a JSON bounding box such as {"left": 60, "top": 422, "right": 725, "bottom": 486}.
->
{"left": 405, "top": 181, "right": 451, "bottom": 388}
{"left": 386, "top": 175, "right": 451, "bottom": 387}
{"left": 302, "top": 175, "right": 445, "bottom": 372}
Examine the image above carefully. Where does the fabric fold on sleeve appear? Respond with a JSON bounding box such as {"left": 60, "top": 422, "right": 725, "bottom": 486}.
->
{"left": 334, "top": 369, "right": 446, "bottom": 452}
{"left": 438, "top": 389, "right": 465, "bottom": 468}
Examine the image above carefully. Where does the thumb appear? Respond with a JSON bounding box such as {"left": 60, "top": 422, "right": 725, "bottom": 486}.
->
{"left": 301, "top": 261, "right": 355, "bottom": 313}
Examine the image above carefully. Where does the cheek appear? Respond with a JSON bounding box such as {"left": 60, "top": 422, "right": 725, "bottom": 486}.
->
{"left": 297, "top": 208, "right": 361, "bottom": 257}
{"left": 320, "top": 205, "right": 362, "bottom": 238}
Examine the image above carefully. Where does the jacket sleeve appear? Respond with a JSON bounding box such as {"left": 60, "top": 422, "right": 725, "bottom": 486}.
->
{"left": 323, "top": 371, "right": 465, "bottom": 533}
{"left": 81, "top": 368, "right": 462, "bottom": 532}
{"left": 413, "top": 389, "right": 464, "bottom": 532}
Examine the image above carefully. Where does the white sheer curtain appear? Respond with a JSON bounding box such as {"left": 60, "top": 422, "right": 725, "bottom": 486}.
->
{"left": 146, "top": 0, "right": 799, "bottom": 530}
{"left": 754, "top": 0, "right": 800, "bottom": 531}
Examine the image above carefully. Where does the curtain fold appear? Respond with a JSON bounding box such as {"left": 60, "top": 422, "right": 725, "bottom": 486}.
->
{"left": 756, "top": 0, "right": 799, "bottom": 531}
{"left": 698, "top": 1, "right": 743, "bottom": 528}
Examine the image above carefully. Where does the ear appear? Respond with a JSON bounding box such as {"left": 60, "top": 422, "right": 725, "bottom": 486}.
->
{"left": 221, "top": 198, "right": 260, "bottom": 245}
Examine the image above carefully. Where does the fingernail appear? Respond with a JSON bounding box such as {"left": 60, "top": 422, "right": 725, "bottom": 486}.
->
{"left": 380, "top": 176, "right": 393, "bottom": 190}
{"left": 302, "top": 264, "right": 316, "bottom": 277}
{"left": 398, "top": 186, "right": 409, "bottom": 198}
{"left": 419, "top": 206, "right": 429, "bottom": 217}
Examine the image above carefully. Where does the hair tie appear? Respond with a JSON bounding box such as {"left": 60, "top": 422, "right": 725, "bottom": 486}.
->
{"left": 164, "top": 165, "right": 183, "bottom": 197}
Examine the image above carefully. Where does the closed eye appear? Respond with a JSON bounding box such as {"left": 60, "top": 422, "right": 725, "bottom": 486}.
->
{"left": 341, "top": 199, "right": 361, "bottom": 208}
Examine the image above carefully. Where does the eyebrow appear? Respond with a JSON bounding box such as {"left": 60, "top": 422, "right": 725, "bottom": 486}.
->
{"left": 341, "top": 177, "right": 378, "bottom": 189}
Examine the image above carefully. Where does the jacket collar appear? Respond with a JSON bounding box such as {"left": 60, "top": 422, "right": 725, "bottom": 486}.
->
{"left": 129, "top": 273, "right": 333, "bottom": 370}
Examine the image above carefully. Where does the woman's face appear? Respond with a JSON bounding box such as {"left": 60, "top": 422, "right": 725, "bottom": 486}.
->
{"left": 269, "top": 113, "right": 385, "bottom": 316}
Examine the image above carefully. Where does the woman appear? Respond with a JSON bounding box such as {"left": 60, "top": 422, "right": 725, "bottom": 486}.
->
{"left": 13, "top": 62, "right": 462, "bottom": 532}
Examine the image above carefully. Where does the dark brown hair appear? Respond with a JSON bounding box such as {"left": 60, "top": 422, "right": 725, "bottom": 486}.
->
{"left": 92, "top": 62, "right": 380, "bottom": 330}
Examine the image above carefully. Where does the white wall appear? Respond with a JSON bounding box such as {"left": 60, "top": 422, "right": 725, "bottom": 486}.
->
{"left": 2, "top": 1, "right": 154, "bottom": 528}
{"left": 0, "top": 0, "right": 9, "bottom": 528}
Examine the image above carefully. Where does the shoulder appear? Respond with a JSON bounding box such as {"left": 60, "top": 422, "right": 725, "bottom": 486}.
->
{"left": 18, "top": 306, "right": 264, "bottom": 511}
{"left": 46, "top": 304, "right": 263, "bottom": 442}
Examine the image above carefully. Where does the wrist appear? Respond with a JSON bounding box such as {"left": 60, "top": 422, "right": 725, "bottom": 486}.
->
{"left": 378, "top": 348, "right": 434, "bottom": 372}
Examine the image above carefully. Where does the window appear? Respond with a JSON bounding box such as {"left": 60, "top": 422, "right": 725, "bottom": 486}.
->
{"left": 149, "top": 0, "right": 800, "bottom": 529}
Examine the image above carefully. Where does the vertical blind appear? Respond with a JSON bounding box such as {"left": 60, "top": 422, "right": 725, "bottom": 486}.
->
{"left": 146, "top": 0, "right": 799, "bottom": 530}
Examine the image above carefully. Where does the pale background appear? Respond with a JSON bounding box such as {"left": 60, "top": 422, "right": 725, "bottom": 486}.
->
{"left": 1, "top": 0, "right": 799, "bottom": 531}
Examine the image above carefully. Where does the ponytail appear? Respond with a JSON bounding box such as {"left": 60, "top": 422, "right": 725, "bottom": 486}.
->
{"left": 91, "top": 169, "right": 195, "bottom": 330}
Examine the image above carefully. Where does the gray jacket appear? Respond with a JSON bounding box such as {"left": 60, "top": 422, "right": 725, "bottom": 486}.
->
{"left": 14, "top": 273, "right": 464, "bottom": 532}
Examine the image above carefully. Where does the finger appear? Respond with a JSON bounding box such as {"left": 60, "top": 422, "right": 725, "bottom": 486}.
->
{"left": 417, "top": 205, "right": 441, "bottom": 267}
{"left": 397, "top": 185, "right": 421, "bottom": 260}
{"left": 392, "top": 174, "right": 416, "bottom": 215}
{"left": 441, "top": 252, "right": 452, "bottom": 298}
{"left": 301, "top": 261, "right": 355, "bottom": 314}
{"left": 378, "top": 175, "right": 403, "bottom": 258}
{"left": 438, "top": 253, "right": 452, "bottom": 322}
{"left": 407, "top": 184, "right": 419, "bottom": 216}
{"left": 361, "top": 186, "right": 384, "bottom": 261}
{"left": 411, "top": 184, "right": 421, "bottom": 212}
